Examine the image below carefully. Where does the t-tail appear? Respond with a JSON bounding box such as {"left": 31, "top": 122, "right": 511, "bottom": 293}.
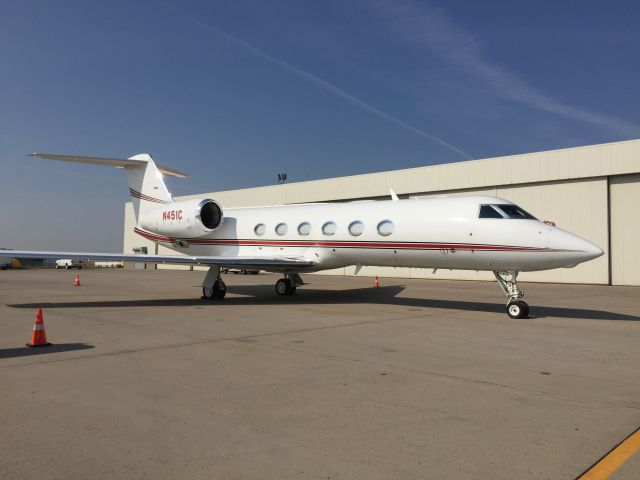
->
{"left": 28, "top": 153, "right": 187, "bottom": 223}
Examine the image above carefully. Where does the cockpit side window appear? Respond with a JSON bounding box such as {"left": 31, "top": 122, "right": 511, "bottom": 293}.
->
{"left": 479, "top": 205, "right": 504, "bottom": 219}
{"left": 495, "top": 204, "right": 537, "bottom": 220}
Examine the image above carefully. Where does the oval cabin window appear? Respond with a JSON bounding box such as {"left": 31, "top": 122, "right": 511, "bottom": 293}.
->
{"left": 377, "top": 220, "right": 394, "bottom": 236}
{"left": 275, "top": 223, "right": 288, "bottom": 236}
{"left": 254, "top": 223, "right": 266, "bottom": 236}
{"left": 348, "top": 221, "right": 364, "bottom": 236}
{"left": 298, "top": 222, "right": 311, "bottom": 236}
{"left": 322, "top": 221, "right": 337, "bottom": 236}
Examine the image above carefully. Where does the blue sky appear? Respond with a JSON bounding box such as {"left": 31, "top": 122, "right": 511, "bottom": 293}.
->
{"left": 1, "top": 0, "right": 639, "bottom": 251}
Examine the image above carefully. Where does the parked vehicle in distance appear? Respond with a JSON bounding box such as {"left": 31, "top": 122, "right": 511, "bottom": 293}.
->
{"left": 56, "top": 259, "right": 84, "bottom": 269}
{"left": 0, "top": 256, "right": 11, "bottom": 270}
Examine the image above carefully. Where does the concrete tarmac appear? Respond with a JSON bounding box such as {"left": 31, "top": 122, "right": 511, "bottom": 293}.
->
{"left": 1, "top": 269, "right": 639, "bottom": 479}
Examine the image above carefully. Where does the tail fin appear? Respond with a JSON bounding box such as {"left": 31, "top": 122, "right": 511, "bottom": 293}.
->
{"left": 28, "top": 153, "right": 188, "bottom": 223}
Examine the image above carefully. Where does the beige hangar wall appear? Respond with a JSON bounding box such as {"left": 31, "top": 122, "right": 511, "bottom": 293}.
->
{"left": 610, "top": 174, "right": 640, "bottom": 286}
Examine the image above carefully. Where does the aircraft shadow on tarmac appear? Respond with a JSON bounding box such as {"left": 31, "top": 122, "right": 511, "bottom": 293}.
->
{"left": 8, "top": 284, "right": 639, "bottom": 321}
{"left": 0, "top": 343, "right": 94, "bottom": 359}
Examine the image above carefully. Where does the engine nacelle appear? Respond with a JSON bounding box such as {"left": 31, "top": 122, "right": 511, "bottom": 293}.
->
{"left": 139, "top": 198, "right": 223, "bottom": 238}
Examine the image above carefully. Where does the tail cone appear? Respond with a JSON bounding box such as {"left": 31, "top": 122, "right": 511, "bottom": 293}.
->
{"left": 26, "top": 308, "right": 51, "bottom": 347}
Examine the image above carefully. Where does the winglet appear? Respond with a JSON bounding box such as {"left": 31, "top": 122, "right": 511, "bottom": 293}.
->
{"left": 390, "top": 189, "right": 399, "bottom": 201}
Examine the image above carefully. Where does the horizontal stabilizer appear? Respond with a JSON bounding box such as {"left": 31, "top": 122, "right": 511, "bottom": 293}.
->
{"left": 29, "top": 153, "right": 188, "bottom": 178}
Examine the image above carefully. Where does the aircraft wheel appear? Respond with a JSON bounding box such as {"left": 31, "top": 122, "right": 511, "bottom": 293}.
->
{"left": 202, "top": 279, "right": 226, "bottom": 300}
{"left": 507, "top": 301, "right": 528, "bottom": 319}
{"left": 202, "top": 286, "right": 214, "bottom": 300}
{"left": 275, "top": 278, "right": 296, "bottom": 296}
{"left": 213, "top": 279, "right": 227, "bottom": 300}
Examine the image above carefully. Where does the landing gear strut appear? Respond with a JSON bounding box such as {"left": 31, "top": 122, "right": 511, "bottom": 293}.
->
{"left": 202, "top": 266, "right": 226, "bottom": 300}
{"left": 493, "top": 271, "right": 529, "bottom": 319}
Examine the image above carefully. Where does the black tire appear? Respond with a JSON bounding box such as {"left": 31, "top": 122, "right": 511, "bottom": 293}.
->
{"left": 202, "top": 279, "right": 227, "bottom": 300}
{"left": 213, "top": 279, "right": 227, "bottom": 300}
{"left": 202, "top": 286, "right": 214, "bottom": 300}
{"left": 507, "top": 301, "right": 528, "bottom": 319}
{"left": 275, "top": 278, "right": 296, "bottom": 296}
{"left": 66, "top": 265, "right": 71, "bottom": 270}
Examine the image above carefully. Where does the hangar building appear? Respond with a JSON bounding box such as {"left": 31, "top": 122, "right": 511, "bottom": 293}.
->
{"left": 123, "top": 139, "right": 640, "bottom": 286}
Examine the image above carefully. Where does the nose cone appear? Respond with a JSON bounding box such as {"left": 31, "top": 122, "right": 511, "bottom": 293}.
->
{"left": 583, "top": 241, "right": 604, "bottom": 261}
{"left": 559, "top": 231, "right": 604, "bottom": 264}
{"left": 545, "top": 226, "right": 603, "bottom": 267}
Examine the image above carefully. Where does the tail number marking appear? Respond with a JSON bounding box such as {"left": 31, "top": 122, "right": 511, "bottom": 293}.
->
{"left": 163, "top": 210, "right": 183, "bottom": 221}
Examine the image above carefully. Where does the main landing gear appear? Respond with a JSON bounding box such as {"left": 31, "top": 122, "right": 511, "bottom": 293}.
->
{"left": 201, "top": 269, "right": 304, "bottom": 301}
{"left": 275, "top": 274, "right": 298, "bottom": 296}
{"left": 202, "top": 266, "right": 226, "bottom": 300}
{"left": 493, "top": 271, "right": 529, "bottom": 319}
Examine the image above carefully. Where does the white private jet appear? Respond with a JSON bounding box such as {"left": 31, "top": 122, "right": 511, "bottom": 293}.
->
{"left": 10, "top": 153, "right": 603, "bottom": 319}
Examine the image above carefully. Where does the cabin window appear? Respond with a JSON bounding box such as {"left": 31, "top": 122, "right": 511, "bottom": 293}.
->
{"left": 479, "top": 205, "right": 504, "bottom": 219}
{"left": 377, "top": 220, "right": 394, "bottom": 236}
{"left": 496, "top": 204, "right": 537, "bottom": 220}
{"left": 322, "top": 221, "right": 337, "bottom": 236}
{"left": 254, "top": 223, "right": 266, "bottom": 235}
{"left": 298, "top": 222, "right": 311, "bottom": 236}
{"left": 348, "top": 221, "right": 364, "bottom": 236}
{"left": 275, "top": 223, "right": 288, "bottom": 235}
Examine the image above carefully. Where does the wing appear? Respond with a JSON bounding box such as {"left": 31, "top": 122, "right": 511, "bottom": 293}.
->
{"left": 7, "top": 250, "right": 316, "bottom": 269}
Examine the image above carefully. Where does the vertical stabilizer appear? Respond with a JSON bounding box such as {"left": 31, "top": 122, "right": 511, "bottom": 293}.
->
{"left": 125, "top": 154, "right": 174, "bottom": 222}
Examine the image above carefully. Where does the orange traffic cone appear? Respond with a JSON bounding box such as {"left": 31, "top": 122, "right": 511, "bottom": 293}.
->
{"left": 74, "top": 272, "right": 81, "bottom": 286}
{"left": 374, "top": 276, "right": 380, "bottom": 287}
{"left": 26, "top": 308, "right": 51, "bottom": 347}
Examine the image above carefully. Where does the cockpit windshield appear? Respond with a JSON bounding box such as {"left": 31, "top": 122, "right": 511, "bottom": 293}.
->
{"left": 479, "top": 205, "right": 503, "bottom": 218}
{"left": 479, "top": 204, "right": 537, "bottom": 220}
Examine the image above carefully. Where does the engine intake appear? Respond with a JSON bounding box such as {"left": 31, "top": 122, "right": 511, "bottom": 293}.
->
{"left": 199, "top": 200, "right": 222, "bottom": 230}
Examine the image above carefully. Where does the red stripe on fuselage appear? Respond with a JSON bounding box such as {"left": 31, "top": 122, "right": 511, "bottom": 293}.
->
{"left": 133, "top": 228, "right": 552, "bottom": 252}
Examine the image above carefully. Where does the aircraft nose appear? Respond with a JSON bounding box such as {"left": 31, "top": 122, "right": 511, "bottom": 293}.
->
{"left": 546, "top": 227, "right": 604, "bottom": 266}
{"left": 570, "top": 235, "right": 604, "bottom": 261}
{"left": 584, "top": 240, "right": 604, "bottom": 260}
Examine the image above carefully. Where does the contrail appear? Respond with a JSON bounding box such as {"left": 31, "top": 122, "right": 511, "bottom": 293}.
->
{"left": 157, "top": 1, "right": 471, "bottom": 160}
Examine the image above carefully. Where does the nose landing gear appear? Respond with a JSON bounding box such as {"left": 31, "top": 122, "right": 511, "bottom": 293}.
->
{"left": 493, "top": 271, "right": 529, "bottom": 319}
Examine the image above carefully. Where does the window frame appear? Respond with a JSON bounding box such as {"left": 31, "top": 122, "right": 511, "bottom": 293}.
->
{"left": 376, "top": 219, "right": 395, "bottom": 237}
{"left": 297, "top": 221, "right": 312, "bottom": 236}
{"left": 348, "top": 220, "right": 365, "bottom": 237}
{"left": 322, "top": 221, "right": 337, "bottom": 236}
{"left": 275, "top": 222, "right": 288, "bottom": 236}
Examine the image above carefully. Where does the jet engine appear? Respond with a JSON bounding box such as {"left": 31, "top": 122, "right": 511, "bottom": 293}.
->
{"left": 138, "top": 199, "right": 223, "bottom": 238}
